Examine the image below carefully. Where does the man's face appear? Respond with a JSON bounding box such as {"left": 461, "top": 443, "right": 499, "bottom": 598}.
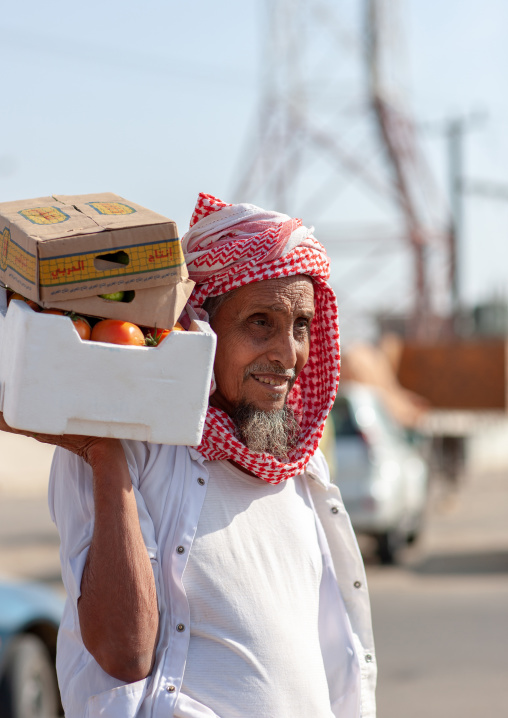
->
{"left": 209, "top": 276, "right": 315, "bottom": 416}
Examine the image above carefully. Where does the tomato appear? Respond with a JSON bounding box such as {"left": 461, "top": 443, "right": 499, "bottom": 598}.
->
{"left": 144, "top": 322, "right": 185, "bottom": 346}
{"left": 40, "top": 309, "right": 91, "bottom": 340}
{"left": 8, "top": 292, "right": 41, "bottom": 312}
{"left": 69, "top": 313, "right": 91, "bottom": 341}
{"left": 144, "top": 328, "right": 170, "bottom": 346}
{"left": 91, "top": 319, "right": 145, "bottom": 346}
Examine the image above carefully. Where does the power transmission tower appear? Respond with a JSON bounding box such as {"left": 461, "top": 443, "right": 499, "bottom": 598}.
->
{"left": 233, "top": 0, "right": 451, "bottom": 341}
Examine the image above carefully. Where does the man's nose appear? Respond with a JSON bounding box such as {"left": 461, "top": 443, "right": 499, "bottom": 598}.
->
{"left": 266, "top": 329, "right": 297, "bottom": 369}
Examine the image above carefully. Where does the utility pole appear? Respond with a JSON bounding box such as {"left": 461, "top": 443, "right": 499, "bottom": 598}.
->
{"left": 424, "top": 112, "right": 508, "bottom": 322}
{"left": 447, "top": 119, "right": 463, "bottom": 314}
{"left": 443, "top": 114, "right": 486, "bottom": 313}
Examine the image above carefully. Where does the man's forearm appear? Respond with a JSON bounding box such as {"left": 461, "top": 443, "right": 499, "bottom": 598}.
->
{"left": 78, "top": 440, "right": 159, "bottom": 683}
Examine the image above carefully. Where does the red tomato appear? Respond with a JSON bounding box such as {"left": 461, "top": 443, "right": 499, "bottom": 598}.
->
{"left": 40, "top": 309, "right": 91, "bottom": 341}
{"left": 91, "top": 319, "right": 145, "bottom": 346}
{"left": 41, "top": 309, "right": 66, "bottom": 316}
{"left": 8, "top": 292, "right": 41, "bottom": 311}
{"left": 144, "top": 328, "right": 170, "bottom": 346}
{"left": 69, "top": 313, "right": 91, "bottom": 341}
{"left": 144, "top": 322, "right": 185, "bottom": 346}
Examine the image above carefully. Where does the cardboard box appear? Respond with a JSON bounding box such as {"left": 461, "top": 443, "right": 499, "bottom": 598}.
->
{"left": 0, "top": 288, "right": 216, "bottom": 445}
{"left": 49, "top": 282, "right": 194, "bottom": 330}
{"left": 397, "top": 340, "right": 508, "bottom": 411}
{"left": 0, "top": 192, "right": 194, "bottom": 327}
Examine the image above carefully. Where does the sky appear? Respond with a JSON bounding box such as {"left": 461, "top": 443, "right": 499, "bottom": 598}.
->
{"left": 2, "top": 0, "right": 507, "bottom": 343}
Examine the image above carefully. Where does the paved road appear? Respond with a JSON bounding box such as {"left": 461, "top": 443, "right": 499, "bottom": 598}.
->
{"left": 0, "top": 434, "right": 507, "bottom": 716}
{"left": 367, "top": 470, "right": 508, "bottom": 717}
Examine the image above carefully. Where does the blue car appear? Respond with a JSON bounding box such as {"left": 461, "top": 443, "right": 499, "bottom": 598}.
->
{"left": 0, "top": 579, "right": 64, "bottom": 717}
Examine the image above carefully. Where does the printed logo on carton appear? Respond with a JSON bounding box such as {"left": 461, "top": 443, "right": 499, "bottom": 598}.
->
{"left": 0, "top": 228, "right": 10, "bottom": 271}
{"left": 86, "top": 202, "right": 136, "bottom": 216}
{"left": 9, "top": 242, "right": 37, "bottom": 285}
{"left": 18, "top": 206, "right": 70, "bottom": 225}
{"left": 39, "top": 239, "right": 185, "bottom": 288}
{"left": 0, "top": 230, "right": 37, "bottom": 286}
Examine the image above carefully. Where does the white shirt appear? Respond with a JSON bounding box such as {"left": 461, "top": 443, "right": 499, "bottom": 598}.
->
{"left": 48, "top": 443, "right": 377, "bottom": 718}
{"left": 177, "top": 460, "right": 338, "bottom": 718}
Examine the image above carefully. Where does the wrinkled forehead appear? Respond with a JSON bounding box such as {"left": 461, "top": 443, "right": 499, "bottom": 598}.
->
{"left": 236, "top": 275, "right": 314, "bottom": 310}
{"left": 205, "top": 275, "right": 315, "bottom": 316}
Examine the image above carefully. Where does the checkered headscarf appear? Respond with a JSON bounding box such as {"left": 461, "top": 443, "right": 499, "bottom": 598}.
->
{"left": 182, "top": 193, "right": 340, "bottom": 484}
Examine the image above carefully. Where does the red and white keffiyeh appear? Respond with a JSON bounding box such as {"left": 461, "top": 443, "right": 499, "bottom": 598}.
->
{"left": 182, "top": 192, "right": 340, "bottom": 484}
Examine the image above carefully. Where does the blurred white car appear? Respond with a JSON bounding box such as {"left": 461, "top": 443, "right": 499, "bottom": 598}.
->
{"left": 323, "top": 382, "right": 429, "bottom": 563}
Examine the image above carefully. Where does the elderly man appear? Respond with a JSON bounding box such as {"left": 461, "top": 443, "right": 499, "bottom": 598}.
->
{"left": 1, "top": 194, "right": 376, "bottom": 717}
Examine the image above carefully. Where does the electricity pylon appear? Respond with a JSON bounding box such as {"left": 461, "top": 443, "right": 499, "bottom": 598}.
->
{"left": 233, "top": 0, "right": 451, "bottom": 340}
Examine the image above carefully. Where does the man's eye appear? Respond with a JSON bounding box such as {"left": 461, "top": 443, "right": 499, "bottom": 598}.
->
{"left": 250, "top": 316, "right": 268, "bottom": 326}
{"left": 295, "top": 318, "right": 311, "bottom": 331}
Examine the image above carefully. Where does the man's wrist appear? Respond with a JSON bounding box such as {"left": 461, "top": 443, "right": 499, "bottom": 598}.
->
{"left": 84, "top": 438, "right": 127, "bottom": 474}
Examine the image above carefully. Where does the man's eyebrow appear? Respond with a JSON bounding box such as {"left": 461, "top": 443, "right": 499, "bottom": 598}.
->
{"left": 248, "top": 303, "right": 315, "bottom": 316}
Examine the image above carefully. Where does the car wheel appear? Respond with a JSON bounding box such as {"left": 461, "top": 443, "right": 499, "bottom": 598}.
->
{"left": 0, "top": 633, "right": 59, "bottom": 718}
{"left": 376, "top": 530, "right": 403, "bottom": 565}
{"left": 405, "top": 521, "right": 423, "bottom": 546}
{"left": 405, "top": 506, "right": 427, "bottom": 545}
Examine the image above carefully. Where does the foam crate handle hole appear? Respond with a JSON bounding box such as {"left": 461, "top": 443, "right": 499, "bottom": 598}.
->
{"left": 93, "top": 250, "right": 130, "bottom": 271}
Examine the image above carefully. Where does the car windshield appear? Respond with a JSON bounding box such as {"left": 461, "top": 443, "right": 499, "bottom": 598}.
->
{"left": 331, "top": 397, "right": 360, "bottom": 437}
{"left": 332, "top": 390, "right": 404, "bottom": 442}
{"left": 368, "top": 396, "right": 404, "bottom": 441}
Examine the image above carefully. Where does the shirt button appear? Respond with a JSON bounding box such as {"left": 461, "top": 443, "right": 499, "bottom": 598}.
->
{"left": 176, "top": 623, "right": 186, "bottom": 632}
{"left": 331, "top": 506, "right": 339, "bottom": 514}
{"left": 197, "top": 477, "right": 205, "bottom": 486}
{"left": 177, "top": 546, "right": 185, "bottom": 554}
{"left": 354, "top": 581, "right": 362, "bottom": 589}
{"left": 365, "top": 654, "right": 373, "bottom": 663}
{"left": 166, "top": 685, "right": 176, "bottom": 693}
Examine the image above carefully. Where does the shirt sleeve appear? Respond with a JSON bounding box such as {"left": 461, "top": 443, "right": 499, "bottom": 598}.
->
{"left": 48, "top": 441, "right": 159, "bottom": 605}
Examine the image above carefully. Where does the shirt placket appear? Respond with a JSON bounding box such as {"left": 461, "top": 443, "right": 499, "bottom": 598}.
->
{"left": 151, "top": 459, "right": 209, "bottom": 715}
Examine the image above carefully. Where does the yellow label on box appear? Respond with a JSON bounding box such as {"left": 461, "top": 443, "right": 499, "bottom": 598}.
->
{"left": 0, "top": 227, "right": 10, "bottom": 271}
{"left": 18, "top": 206, "right": 70, "bottom": 225}
{"left": 86, "top": 202, "right": 136, "bottom": 215}
{"left": 39, "top": 239, "right": 184, "bottom": 287}
{"left": 4, "top": 235, "right": 37, "bottom": 285}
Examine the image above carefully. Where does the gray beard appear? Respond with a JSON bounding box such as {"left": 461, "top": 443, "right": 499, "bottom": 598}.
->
{"left": 231, "top": 403, "right": 300, "bottom": 461}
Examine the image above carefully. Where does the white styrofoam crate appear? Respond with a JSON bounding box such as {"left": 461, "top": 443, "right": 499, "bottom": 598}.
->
{"left": 0, "top": 288, "right": 216, "bottom": 445}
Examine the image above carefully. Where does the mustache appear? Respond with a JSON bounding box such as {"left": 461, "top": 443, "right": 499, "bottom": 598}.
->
{"left": 244, "top": 363, "right": 296, "bottom": 382}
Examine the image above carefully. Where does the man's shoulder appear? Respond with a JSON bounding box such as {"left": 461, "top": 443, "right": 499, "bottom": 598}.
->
{"left": 120, "top": 440, "right": 204, "bottom": 478}
{"left": 52, "top": 441, "right": 204, "bottom": 486}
